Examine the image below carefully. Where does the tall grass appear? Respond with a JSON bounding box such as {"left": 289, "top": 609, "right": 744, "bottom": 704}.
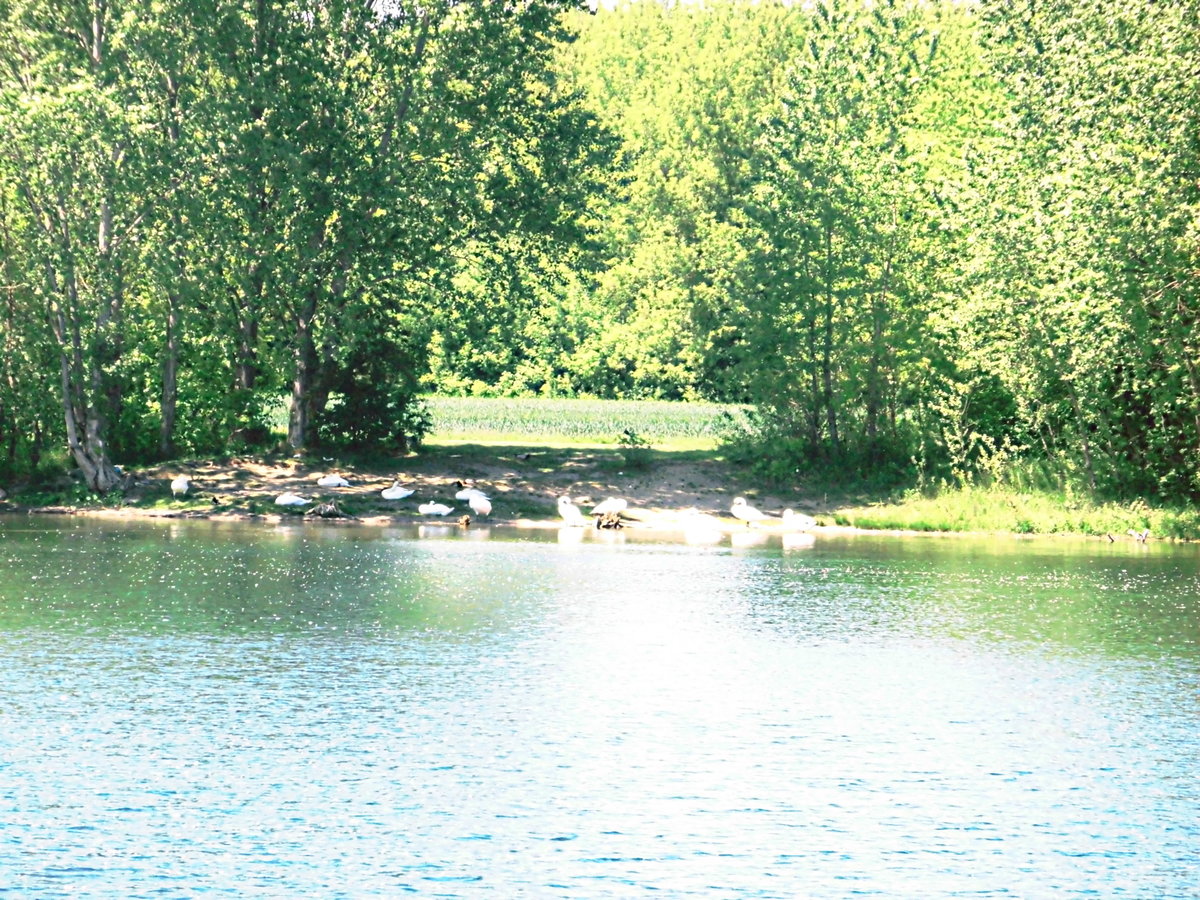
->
{"left": 424, "top": 396, "right": 745, "bottom": 448}
{"left": 834, "top": 484, "right": 1200, "bottom": 539}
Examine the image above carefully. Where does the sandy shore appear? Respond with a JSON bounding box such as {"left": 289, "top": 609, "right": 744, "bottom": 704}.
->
{"left": 1, "top": 448, "right": 833, "bottom": 536}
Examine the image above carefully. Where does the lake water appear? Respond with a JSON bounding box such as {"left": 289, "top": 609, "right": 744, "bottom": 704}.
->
{"left": 1, "top": 516, "right": 1198, "bottom": 898}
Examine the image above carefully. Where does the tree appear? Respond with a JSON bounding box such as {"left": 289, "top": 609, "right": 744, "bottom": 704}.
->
{"left": 528, "top": 0, "right": 808, "bottom": 401}
{"left": 973, "top": 0, "right": 1200, "bottom": 498}
{"left": 0, "top": 186, "right": 58, "bottom": 480}
{"left": 200, "top": 0, "right": 602, "bottom": 449}
{"left": 737, "top": 0, "right": 943, "bottom": 475}
{"left": 0, "top": 0, "right": 180, "bottom": 491}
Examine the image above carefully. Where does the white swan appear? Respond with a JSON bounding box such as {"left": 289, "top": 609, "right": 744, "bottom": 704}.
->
{"left": 558, "top": 495, "right": 587, "bottom": 526}
{"left": 418, "top": 502, "right": 454, "bottom": 516}
{"left": 381, "top": 481, "right": 414, "bottom": 500}
{"left": 454, "top": 484, "right": 488, "bottom": 501}
{"left": 590, "top": 497, "right": 628, "bottom": 516}
{"left": 467, "top": 493, "right": 492, "bottom": 517}
{"left": 731, "top": 496, "right": 770, "bottom": 527}
{"left": 317, "top": 473, "right": 350, "bottom": 487}
{"left": 275, "top": 492, "right": 310, "bottom": 507}
{"left": 170, "top": 475, "right": 191, "bottom": 499}
{"left": 782, "top": 509, "right": 817, "bottom": 531}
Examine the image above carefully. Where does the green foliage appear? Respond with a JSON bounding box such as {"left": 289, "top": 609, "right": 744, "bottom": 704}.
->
{"left": 313, "top": 329, "right": 432, "bottom": 452}
{"left": 617, "top": 428, "right": 652, "bottom": 470}
{"left": 722, "top": 405, "right": 916, "bottom": 492}
{"left": 0, "top": 0, "right": 604, "bottom": 487}
{"left": 1, "top": 0, "right": 1199, "bottom": 519}
{"left": 536, "top": 0, "right": 813, "bottom": 401}
{"left": 734, "top": 0, "right": 950, "bottom": 478}
{"left": 963, "top": 0, "right": 1200, "bottom": 500}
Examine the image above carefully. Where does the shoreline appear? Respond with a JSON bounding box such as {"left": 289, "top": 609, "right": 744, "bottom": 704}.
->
{"left": 0, "top": 449, "right": 1171, "bottom": 545}
{"left": 0, "top": 501, "right": 1149, "bottom": 544}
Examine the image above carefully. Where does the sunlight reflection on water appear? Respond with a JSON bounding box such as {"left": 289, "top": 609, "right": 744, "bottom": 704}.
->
{"left": 0, "top": 517, "right": 1197, "bottom": 897}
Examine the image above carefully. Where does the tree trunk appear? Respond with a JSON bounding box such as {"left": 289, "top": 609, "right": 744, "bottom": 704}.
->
{"left": 46, "top": 261, "right": 122, "bottom": 494}
{"left": 1, "top": 238, "right": 18, "bottom": 470}
{"left": 58, "top": 329, "right": 121, "bottom": 493}
{"left": 821, "top": 221, "right": 840, "bottom": 456}
{"left": 235, "top": 285, "right": 260, "bottom": 393}
{"left": 287, "top": 236, "right": 349, "bottom": 449}
{"left": 806, "top": 313, "right": 821, "bottom": 448}
{"left": 287, "top": 292, "right": 320, "bottom": 449}
{"left": 160, "top": 288, "right": 179, "bottom": 458}
{"left": 1067, "top": 385, "right": 1097, "bottom": 494}
{"left": 865, "top": 295, "right": 881, "bottom": 440}
{"left": 160, "top": 74, "right": 182, "bottom": 460}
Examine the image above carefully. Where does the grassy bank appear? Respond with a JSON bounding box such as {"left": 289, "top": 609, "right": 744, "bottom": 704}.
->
{"left": 833, "top": 485, "right": 1200, "bottom": 540}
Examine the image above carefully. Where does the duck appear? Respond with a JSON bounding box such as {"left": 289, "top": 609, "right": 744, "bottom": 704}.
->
{"left": 782, "top": 509, "right": 817, "bottom": 531}
{"left": 558, "top": 495, "right": 587, "bottom": 527}
{"left": 170, "top": 475, "right": 192, "bottom": 499}
{"left": 275, "top": 492, "right": 310, "bottom": 507}
{"left": 317, "top": 473, "right": 351, "bottom": 487}
{"left": 731, "top": 496, "right": 770, "bottom": 527}
{"left": 590, "top": 497, "right": 628, "bottom": 517}
{"left": 418, "top": 502, "right": 454, "bottom": 516}
{"left": 381, "top": 481, "right": 414, "bottom": 500}
{"left": 467, "top": 493, "right": 492, "bottom": 517}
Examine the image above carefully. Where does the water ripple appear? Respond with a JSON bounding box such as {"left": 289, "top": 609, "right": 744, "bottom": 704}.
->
{"left": 0, "top": 519, "right": 1197, "bottom": 897}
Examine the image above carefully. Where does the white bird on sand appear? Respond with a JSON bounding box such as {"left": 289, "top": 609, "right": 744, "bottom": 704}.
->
{"left": 170, "top": 475, "right": 191, "bottom": 499}
{"left": 558, "top": 495, "right": 587, "bottom": 527}
{"left": 418, "top": 502, "right": 454, "bottom": 516}
{"left": 782, "top": 509, "right": 817, "bottom": 531}
{"left": 731, "top": 496, "right": 770, "bottom": 527}
{"left": 590, "top": 497, "right": 628, "bottom": 517}
{"left": 275, "top": 492, "right": 310, "bottom": 507}
{"left": 467, "top": 493, "right": 492, "bottom": 517}
{"left": 381, "top": 481, "right": 415, "bottom": 500}
{"left": 453, "top": 482, "right": 488, "bottom": 501}
{"left": 317, "top": 473, "right": 350, "bottom": 487}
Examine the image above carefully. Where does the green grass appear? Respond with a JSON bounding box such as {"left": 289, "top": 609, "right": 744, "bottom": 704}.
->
{"left": 423, "top": 396, "right": 745, "bottom": 450}
{"left": 832, "top": 484, "right": 1200, "bottom": 539}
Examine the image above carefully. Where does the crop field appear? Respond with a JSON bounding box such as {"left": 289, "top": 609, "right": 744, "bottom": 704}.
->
{"left": 423, "top": 396, "right": 746, "bottom": 449}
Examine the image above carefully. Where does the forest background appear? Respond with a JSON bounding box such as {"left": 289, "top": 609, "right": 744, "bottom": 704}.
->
{"left": 0, "top": 0, "right": 1197, "bottom": 515}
